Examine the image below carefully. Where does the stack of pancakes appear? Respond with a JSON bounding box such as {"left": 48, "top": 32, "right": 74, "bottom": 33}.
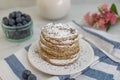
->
{"left": 39, "top": 23, "right": 80, "bottom": 66}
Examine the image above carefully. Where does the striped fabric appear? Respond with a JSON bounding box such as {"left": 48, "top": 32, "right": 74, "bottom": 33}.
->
{"left": 0, "top": 21, "right": 120, "bottom": 80}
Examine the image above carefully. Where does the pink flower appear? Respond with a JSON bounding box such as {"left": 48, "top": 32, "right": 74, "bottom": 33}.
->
{"left": 110, "top": 13, "right": 117, "bottom": 24}
{"left": 84, "top": 12, "right": 90, "bottom": 22}
{"left": 98, "top": 18, "right": 105, "bottom": 29}
{"left": 102, "top": 4, "right": 108, "bottom": 10}
{"left": 105, "top": 11, "right": 117, "bottom": 24}
{"left": 92, "top": 13, "right": 100, "bottom": 22}
{"left": 105, "top": 12, "right": 111, "bottom": 22}
{"left": 84, "top": 12, "right": 94, "bottom": 26}
{"left": 98, "top": 4, "right": 109, "bottom": 15}
{"left": 99, "top": 4, "right": 108, "bottom": 11}
{"left": 111, "top": 15, "right": 117, "bottom": 24}
{"left": 84, "top": 3, "right": 119, "bottom": 31}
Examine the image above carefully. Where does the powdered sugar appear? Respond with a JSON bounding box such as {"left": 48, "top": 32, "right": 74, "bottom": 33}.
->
{"left": 42, "top": 23, "right": 78, "bottom": 38}
{"left": 40, "top": 32, "right": 79, "bottom": 45}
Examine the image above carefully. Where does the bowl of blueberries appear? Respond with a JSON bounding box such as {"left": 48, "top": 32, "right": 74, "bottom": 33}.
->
{"left": 2, "top": 11, "right": 33, "bottom": 42}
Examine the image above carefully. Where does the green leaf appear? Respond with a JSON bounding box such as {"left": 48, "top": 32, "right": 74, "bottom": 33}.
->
{"left": 110, "top": 3, "right": 118, "bottom": 15}
{"left": 106, "top": 23, "right": 111, "bottom": 31}
{"left": 117, "top": 17, "right": 120, "bottom": 22}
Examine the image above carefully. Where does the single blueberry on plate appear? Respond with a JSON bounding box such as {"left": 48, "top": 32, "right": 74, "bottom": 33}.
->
{"left": 22, "top": 70, "right": 31, "bottom": 79}
{"left": 28, "top": 74, "right": 37, "bottom": 80}
{"left": 65, "top": 78, "right": 76, "bottom": 80}
{"left": 70, "top": 78, "right": 76, "bottom": 80}
{"left": 65, "top": 78, "right": 70, "bottom": 80}
{"left": 8, "top": 19, "right": 15, "bottom": 26}
{"left": 2, "top": 17, "right": 9, "bottom": 25}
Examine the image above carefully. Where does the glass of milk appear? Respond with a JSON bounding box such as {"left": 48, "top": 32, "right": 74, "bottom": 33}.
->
{"left": 37, "top": 0, "right": 71, "bottom": 19}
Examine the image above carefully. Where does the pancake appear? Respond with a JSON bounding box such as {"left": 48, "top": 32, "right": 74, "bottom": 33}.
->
{"left": 39, "top": 23, "right": 80, "bottom": 66}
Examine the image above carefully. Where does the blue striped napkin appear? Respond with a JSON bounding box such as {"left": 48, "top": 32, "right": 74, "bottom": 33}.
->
{"left": 0, "top": 21, "right": 120, "bottom": 80}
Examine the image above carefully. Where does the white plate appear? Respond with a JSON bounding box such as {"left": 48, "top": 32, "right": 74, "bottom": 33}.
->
{"left": 28, "top": 39, "right": 94, "bottom": 75}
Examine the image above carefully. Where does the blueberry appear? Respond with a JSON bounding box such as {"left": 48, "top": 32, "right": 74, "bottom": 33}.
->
{"left": 21, "top": 16, "right": 26, "bottom": 21}
{"left": 3, "top": 17, "right": 8, "bottom": 21}
{"left": 2, "top": 17, "right": 9, "bottom": 25}
{"left": 65, "top": 78, "right": 76, "bottom": 80}
{"left": 14, "top": 31, "right": 22, "bottom": 39}
{"left": 17, "top": 23, "right": 23, "bottom": 26}
{"left": 8, "top": 19, "right": 15, "bottom": 26}
{"left": 13, "top": 31, "right": 18, "bottom": 39}
{"left": 28, "top": 74, "right": 37, "bottom": 80}
{"left": 26, "top": 29, "right": 31, "bottom": 36}
{"left": 65, "top": 78, "right": 70, "bottom": 80}
{"left": 20, "top": 30, "right": 27, "bottom": 38}
{"left": 19, "top": 33, "right": 25, "bottom": 38}
{"left": 22, "top": 20, "right": 28, "bottom": 25}
{"left": 25, "top": 15, "right": 31, "bottom": 22}
{"left": 8, "top": 31, "right": 15, "bottom": 39}
{"left": 22, "top": 13, "right": 27, "bottom": 17}
{"left": 16, "top": 17, "right": 22, "bottom": 23}
{"left": 8, "top": 30, "right": 20, "bottom": 39}
{"left": 22, "top": 70, "right": 31, "bottom": 79}
{"left": 9, "top": 12, "right": 16, "bottom": 19}
{"left": 14, "top": 30, "right": 19, "bottom": 35}
{"left": 21, "top": 34, "right": 27, "bottom": 38}
{"left": 70, "top": 78, "right": 76, "bottom": 80}
{"left": 16, "top": 11, "right": 22, "bottom": 18}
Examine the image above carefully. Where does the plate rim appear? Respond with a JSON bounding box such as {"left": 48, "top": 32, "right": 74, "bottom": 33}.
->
{"left": 28, "top": 39, "right": 94, "bottom": 75}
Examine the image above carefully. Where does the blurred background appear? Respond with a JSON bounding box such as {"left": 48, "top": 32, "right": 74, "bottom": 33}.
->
{"left": 0, "top": 0, "right": 119, "bottom": 10}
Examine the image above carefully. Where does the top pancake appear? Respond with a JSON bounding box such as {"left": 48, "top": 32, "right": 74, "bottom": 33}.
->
{"left": 41, "top": 23, "right": 78, "bottom": 44}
